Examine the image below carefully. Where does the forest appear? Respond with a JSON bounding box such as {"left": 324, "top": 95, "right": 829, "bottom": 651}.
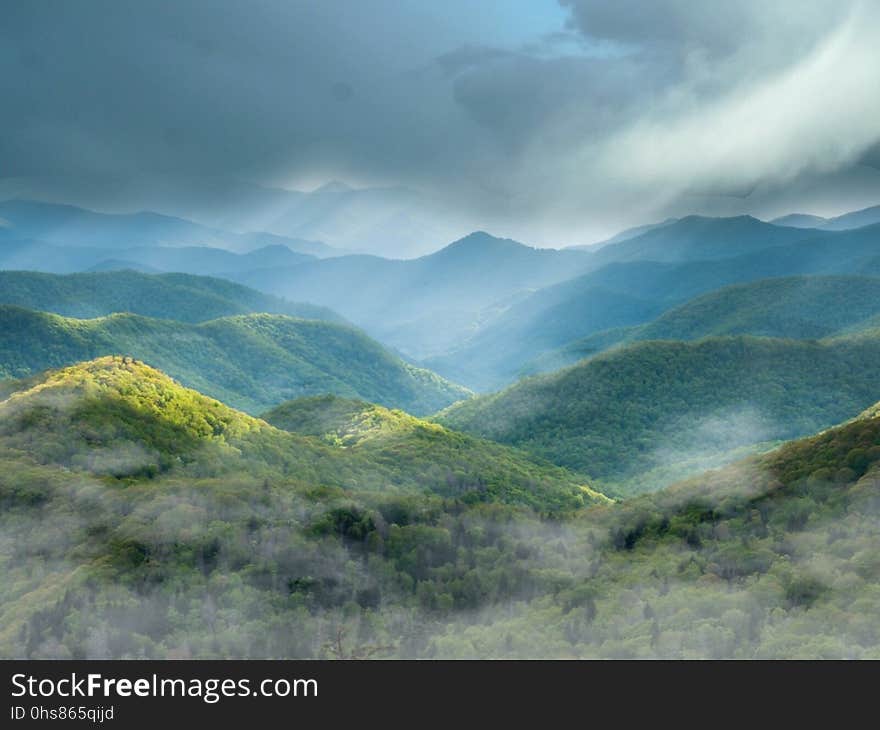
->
{"left": 1, "top": 357, "right": 878, "bottom": 658}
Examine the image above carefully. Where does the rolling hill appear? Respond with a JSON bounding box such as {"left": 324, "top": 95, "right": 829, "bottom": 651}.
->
{"left": 0, "top": 270, "right": 343, "bottom": 323}
{"left": 0, "top": 357, "right": 593, "bottom": 509}
{"left": 0, "top": 357, "right": 605, "bottom": 659}
{"left": 629, "top": 275, "right": 880, "bottom": 341}
{"left": 2, "top": 357, "right": 878, "bottom": 658}
{"left": 436, "top": 335, "right": 880, "bottom": 492}
{"left": 0, "top": 308, "right": 470, "bottom": 415}
{"left": 263, "top": 394, "right": 609, "bottom": 507}
{"left": 530, "top": 275, "right": 880, "bottom": 369}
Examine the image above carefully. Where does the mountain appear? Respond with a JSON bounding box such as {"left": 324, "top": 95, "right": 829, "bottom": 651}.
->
{"left": 177, "top": 181, "right": 468, "bottom": 258}
{"left": 425, "top": 285, "right": 664, "bottom": 391}
{"left": 770, "top": 204, "right": 880, "bottom": 232}
{"left": 770, "top": 213, "right": 828, "bottom": 228}
{"left": 0, "top": 270, "right": 343, "bottom": 324}
{"left": 232, "top": 231, "right": 594, "bottom": 359}
{"left": 225, "top": 219, "right": 878, "bottom": 390}
{"left": 263, "top": 395, "right": 609, "bottom": 508}
{"left": 637, "top": 275, "right": 880, "bottom": 341}
{"left": 425, "top": 226, "right": 880, "bottom": 391}
{"left": 570, "top": 218, "right": 679, "bottom": 251}
{"left": 2, "top": 357, "right": 878, "bottom": 658}
{"left": 232, "top": 231, "right": 341, "bottom": 258}
{"left": 0, "top": 198, "right": 339, "bottom": 256}
{"left": 436, "top": 334, "right": 880, "bottom": 492}
{"left": 535, "top": 275, "right": 880, "bottom": 367}
{"left": 818, "top": 203, "right": 880, "bottom": 231}
{"left": 587, "top": 215, "right": 818, "bottom": 267}
{"left": 0, "top": 237, "right": 315, "bottom": 276}
{"left": 0, "top": 358, "right": 606, "bottom": 658}
{"left": 0, "top": 358, "right": 591, "bottom": 508}
{"left": 593, "top": 222, "right": 880, "bottom": 302}
{"left": 0, "top": 308, "right": 470, "bottom": 415}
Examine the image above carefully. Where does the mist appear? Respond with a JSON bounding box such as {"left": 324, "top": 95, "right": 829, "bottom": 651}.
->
{"left": 2, "top": 1, "right": 880, "bottom": 251}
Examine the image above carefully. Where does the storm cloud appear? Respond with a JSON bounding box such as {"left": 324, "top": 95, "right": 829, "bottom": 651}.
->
{"left": 2, "top": 0, "right": 879, "bottom": 248}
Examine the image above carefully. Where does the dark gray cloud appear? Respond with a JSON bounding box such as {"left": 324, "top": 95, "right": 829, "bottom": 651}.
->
{"left": 2, "top": 0, "right": 879, "bottom": 248}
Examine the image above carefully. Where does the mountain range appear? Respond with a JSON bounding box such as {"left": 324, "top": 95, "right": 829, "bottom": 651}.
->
{"left": 3, "top": 195, "right": 880, "bottom": 658}
{"left": 0, "top": 307, "right": 469, "bottom": 415}
{"left": 231, "top": 231, "right": 594, "bottom": 359}
{"left": 0, "top": 198, "right": 338, "bottom": 256}
{"left": 0, "top": 270, "right": 343, "bottom": 324}
{"left": 424, "top": 219, "right": 880, "bottom": 388}
{"left": 771, "top": 203, "right": 880, "bottom": 231}
{"left": 437, "top": 333, "right": 880, "bottom": 492}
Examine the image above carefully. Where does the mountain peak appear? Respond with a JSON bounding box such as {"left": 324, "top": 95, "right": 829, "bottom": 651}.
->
{"left": 439, "top": 230, "right": 528, "bottom": 253}
{"left": 769, "top": 213, "right": 828, "bottom": 229}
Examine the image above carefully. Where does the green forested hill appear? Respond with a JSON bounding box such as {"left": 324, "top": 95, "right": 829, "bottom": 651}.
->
{"left": 633, "top": 275, "right": 880, "bottom": 340}
{"left": 436, "top": 335, "right": 880, "bottom": 491}
{"left": 529, "top": 275, "right": 880, "bottom": 370}
{"left": 431, "top": 399, "right": 880, "bottom": 658}
{"left": 2, "top": 357, "right": 879, "bottom": 658}
{"left": 0, "top": 270, "right": 342, "bottom": 323}
{"left": 0, "top": 307, "right": 470, "bottom": 415}
{"left": 263, "top": 394, "right": 609, "bottom": 507}
{"left": 0, "top": 358, "right": 591, "bottom": 510}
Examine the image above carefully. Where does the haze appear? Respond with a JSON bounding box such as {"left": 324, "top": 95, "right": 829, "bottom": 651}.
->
{"left": 2, "top": 0, "right": 880, "bottom": 254}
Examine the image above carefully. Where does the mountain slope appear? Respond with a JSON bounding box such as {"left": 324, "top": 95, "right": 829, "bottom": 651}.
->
{"left": 0, "top": 358, "right": 609, "bottom": 658}
{"left": 0, "top": 308, "right": 470, "bottom": 415}
{"left": 0, "top": 358, "right": 595, "bottom": 511}
{"left": 570, "top": 218, "right": 679, "bottom": 251}
{"left": 543, "top": 275, "right": 880, "bottom": 363}
{"left": 495, "top": 224, "right": 880, "bottom": 377}
{"left": 635, "top": 275, "right": 880, "bottom": 340}
{"left": 0, "top": 198, "right": 338, "bottom": 256}
{"left": 264, "top": 394, "right": 609, "bottom": 507}
{"left": 578, "top": 221, "right": 880, "bottom": 304}
{"left": 769, "top": 213, "right": 827, "bottom": 228}
{"left": 2, "top": 358, "right": 879, "bottom": 658}
{"left": 588, "top": 215, "right": 817, "bottom": 267}
{"left": 425, "top": 285, "right": 664, "bottom": 391}
{"left": 232, "top": 231, "right": 594, "bottom": 358}
{"left": 436, "top": 335, "right": 880, "bottom": 492}
{"left": 0, "top": 270, "right": 343, "bottom": 323}
{"left": 819, "top": 203, "right": 880, "bottom": 231}
{"left": 0, "top": 237, "right": 314, "bottom": 276}
{"left": 423, "top": 222, "right": 880, "bottom": 388}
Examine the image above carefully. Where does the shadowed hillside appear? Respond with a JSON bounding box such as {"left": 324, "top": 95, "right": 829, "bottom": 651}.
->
{"left": 0, "top": 308, "right": 470, "bottom": 415}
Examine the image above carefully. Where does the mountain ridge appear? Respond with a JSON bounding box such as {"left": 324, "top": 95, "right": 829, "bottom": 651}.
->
{"left": 0, "top": 307, "right": 470, "bottom": 415}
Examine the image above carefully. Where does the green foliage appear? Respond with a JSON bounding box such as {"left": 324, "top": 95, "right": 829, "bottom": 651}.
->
{"left": 0, "top": 307, "right": 470, "bottom": 415}
{"left": 264, "top": 394, "right": 608, "bottom": 511}
{"left": 0, "top": 270, "right": 342, "bottom": 323}
{"left": 2, "top": 357, "right": 880, "bottom": 658}
{"left": 437, "top": 335, "right": 880, "bottom": 492}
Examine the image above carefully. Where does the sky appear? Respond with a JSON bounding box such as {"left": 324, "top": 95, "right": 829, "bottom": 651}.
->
{"left": 2, "top": 0, "right": 880, "bottom": 249}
